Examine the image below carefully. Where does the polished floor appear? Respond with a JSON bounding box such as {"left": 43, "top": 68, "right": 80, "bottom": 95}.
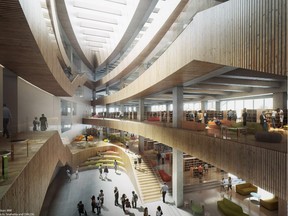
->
{"left": 41, "top": 140, "right": 279, "bottom": 216}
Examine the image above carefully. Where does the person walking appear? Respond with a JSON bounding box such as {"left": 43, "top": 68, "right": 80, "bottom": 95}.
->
{"left": 121, "top": 194, "right": 127, "bottom": 213}
{"left": 104, "top": 166, "right": 109, "bottom": 179}
{"left": 99, "top": 189, "right": 104, "bottom": 207}
{"left": 114, "top": 187, "right": 119, "bottom": 206}
{"left": 91, "top": 195, "right": 96, "bottom": 213}
{"left": 32, "top": 117, "right": 40, "bottom": 131}
{"left": 131, "top": 191, "right": 138, "bottom": 208}
{"left": 77, "top": 201, "right": 85, "bottom": 216}
{"left": 143, "top": 207, "right": 149, "bottom": 216}
{"left": 271, "top": 109, "right": 277, "bottom": 128}
{"left": 160, "top": 182, "right": 168, "bottom": 203}
{"left": 99, "top": 164, "right": 103, "bottom": 179}
{"left": 137, "top": 155, "right": 142, "bottom": 168}
{"left": 279, "top": 109, "right": 284, "bottom": 128}
{"left": 3, "top": 104, "right": 12, "bottom": 138}
{"left": 157, "top": 151, "right": 161, "bottom": 165}
{"left": 114, "top": 160, "right": 118, "bottom": 173}
{"left": 156, "top": 206, "right": 163, "bottom": 216}
{"left": 39, "top": 114, "right": 48, "bottom": 131}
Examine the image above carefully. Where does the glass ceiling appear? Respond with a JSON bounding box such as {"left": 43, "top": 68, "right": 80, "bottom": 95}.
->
{"left": 64, "top": 0, "right": 140, "bottom": 66}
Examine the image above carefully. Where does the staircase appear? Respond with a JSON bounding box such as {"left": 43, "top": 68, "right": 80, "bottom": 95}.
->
{"left": 135, "top": 156, "right": 161, "bottom": 203}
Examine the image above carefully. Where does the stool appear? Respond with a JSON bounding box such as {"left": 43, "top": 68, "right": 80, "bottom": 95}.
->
{"left": 184, "top": 200, "right": 189, "bottom": 208}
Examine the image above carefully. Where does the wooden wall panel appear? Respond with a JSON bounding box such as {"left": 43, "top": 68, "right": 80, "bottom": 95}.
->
{"left": 94, "top": 0, "right": 287, "bottom": 106}
{"left": 0, "top": 132, "right": 141, "bottom": 215}
{"left": 83, "top": 118, "right": 287, "bottom": 200}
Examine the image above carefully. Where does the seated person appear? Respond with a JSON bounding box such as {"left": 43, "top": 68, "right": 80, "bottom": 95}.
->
{"left": 213, "top": 117, "right": 222, "bottom": 126}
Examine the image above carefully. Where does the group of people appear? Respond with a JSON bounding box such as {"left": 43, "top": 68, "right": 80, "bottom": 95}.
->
{"left": 260, "top": 108, "right": 285, "bottom": 131}
{"left": 221, "top": 176, "right": 232, "bottom": 192}
{"left": 99, "top": 164, "right": 109, "bottom": 179}
{"left": 77, "top": 186, "right": 161, "bottom": 216}
{"left": 33, "top": 114, "right": 48, "bottom": 131}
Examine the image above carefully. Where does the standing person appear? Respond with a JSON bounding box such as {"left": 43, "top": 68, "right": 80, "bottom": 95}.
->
{"left": 137, "top": 155, "right": 142, "bottom": 168}
{"left": 32, "top": 117, "right": 40, "bottom": 131}
{"left": 39, "top": 114, "right": 48, "bottom": 131}
{"left": 131, "top": 191, "right": 138, "bottom": 208}
{"left": 227, "top": 110, "right": 233, "bottom": 121}
{"left": 160, "top": 182, "right": 168, "bottom": 203}
{"left": 157, "top": 151, "right": 161, "bottom": 165}
{"left": 91, "top": 195, "right": 96, "bottom": 213}
{"left": 197, "top": 110, "right": 203, "bottom": 123}
{"left": 75, "top": 166, "right": 79, "bottom": 179}
{"left": 2, "top": 104, "right": 12, "bottom": 138}
{"left": 204, "top": 163, "right": 209, "bottom": 173}
{"left": 99, "top": 189, "right": 104, "bottom": 207}
{"left": 271, "top": 109, "right": 277, "bottom": 128}
{"left": 204, "top": 110, "right": 208, "bottom": 125}
{"left": 156, "top": 206, "right": 163, "bottom": 216}
{"left": 242, "top": 108, "right": 247, "bottom": 127}
{"left": 114, "top": 187, "right": 119, "bottom": 206}
{"left": 161, "top": 152, "right": 165, "bottom": 165}
{"left": 104, "top": 166, "right": 109, "bottom": 179}
{"left": 279, "top": 109, "right": 284, "bottom": 128}
{"left": 121, "top": 194, "right": 127, "bottom": 213}
{"left": 134, "top": 157, "right": 138, "bottom": 169}
{"left": 260, "top": 111, "right": 268, "bottom": 132}
{"left": 220, "top": 178, "right": 226, "bottom": 192}
{"left": 66, "top": 168, "right": 71, "bottom": 182}
{"left": 99, "top": 164, "right": 103, "bottom": 179}
{"left": 95, "top": 197, "right": 101, "bottom": 215}
{"left": 77, "top": 201, "right": 85, "bottom": 216}
{"left": 114, "top": 160, "right": 118, "bottom": 173}
{"left": 143, "top": 207, "right": 149, "bottom": 216}
{"left": 227, "top": 176, "right": 232, "bottom": 191}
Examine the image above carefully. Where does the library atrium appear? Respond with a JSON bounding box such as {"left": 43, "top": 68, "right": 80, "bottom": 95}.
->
{"left": 0, "top": 0, "right": 287, "bottom": 216}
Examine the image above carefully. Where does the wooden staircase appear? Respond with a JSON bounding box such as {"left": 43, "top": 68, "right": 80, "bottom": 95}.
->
{"left": 135, "top": 156, "right": 162, "bottom": 203}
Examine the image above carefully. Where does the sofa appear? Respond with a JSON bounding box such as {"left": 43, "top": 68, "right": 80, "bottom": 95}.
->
{"left": 260, "top": 197, "right": 278, "bottom": 211}
{"left": 217, "top": 198, "right": 249, "bottom": 216}
{"left": 191, "top": 201, "right": 204, "bottom": 216}
{"left": 236, "top": 183, "right": 257, "bottom": 196}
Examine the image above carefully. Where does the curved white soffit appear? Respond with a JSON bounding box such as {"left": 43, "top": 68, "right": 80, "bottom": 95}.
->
{"left": 64, "top": 0, "right": 140, "bottom": 66}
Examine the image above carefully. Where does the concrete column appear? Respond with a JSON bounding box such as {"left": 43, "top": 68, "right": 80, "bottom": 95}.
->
{"left": 172, "top": 86, "right": 184, "bottom": 207}
{"left": 273, "top": 92, "right": 287, "bottom": 110}
{"left": 92, "top": 89, "right": 96, "bottom": 113}
{"left": 106, "top": 85, "right": 110, "bottom": 95}
{"left": 172, "top": 86, "right": 183, "bottom": 128}
{"left": 106, "top": 104, "right": 110, "bottom": 118}
{"left": 166, "top": 103, "right": 170, "bottom": 123}
{"left": 216, "top": 101, "right": 221, "bottom": 111}
{"left": 0, "top": 66, "right": 3, "bottom": 132}
{"left": 172, "top": 148, "right": 183, "bottom": 207}
{"left": 138, "top": 136, "right": 145, "bottom": 153}
{"left": 120, "top": 131, "right": 125, "bottom": 138}
{"left": 201, "top": 101, "right": 207, "bottom": 113}
{"left": 137, "top": 99, "right": 144, "bottom": 121}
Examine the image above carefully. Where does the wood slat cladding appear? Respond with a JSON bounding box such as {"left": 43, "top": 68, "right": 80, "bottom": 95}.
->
{"left": 94, "top": 0, "right": 287, "bottom": 106}
{"left": 0, "top": 132, "right": 72, "bottom": 215}
{"left": 0, "top": 0, "right": 88, "bottom": 96}
{"left": 83, "top": 118, "right": 287, "bottom": 200}
{"left": 0, "top": 133, "right": 140, "bottom": 215}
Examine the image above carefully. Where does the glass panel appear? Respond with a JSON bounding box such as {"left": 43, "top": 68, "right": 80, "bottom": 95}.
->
{"left": 254, "top": 99, "right": 264, "bottom": 109}
{"left": 244, "top": 99, "right": 253, "bottom": 109}
{"left": 264, "top": 98, "right": 273, "bottom": 109}
{"left": 227, "top": 101, "right": 235, "bottom": 110}
{"left": 220, "top": 101, "right": 227, "bottom": 111}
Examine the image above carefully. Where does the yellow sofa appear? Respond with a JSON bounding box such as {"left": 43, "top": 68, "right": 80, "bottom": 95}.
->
{"left": 260, "top": 197, "right": 278, "bottom": 211}
{"left": 236, "top": 183, "right": 257, "bottom": 196}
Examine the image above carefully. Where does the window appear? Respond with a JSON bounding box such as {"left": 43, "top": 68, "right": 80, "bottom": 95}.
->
{"left": 244, "top": 99, "right": 253, "bottom": 109}
{"left": 264, "top": 98, "right": 273, "bottom": 109}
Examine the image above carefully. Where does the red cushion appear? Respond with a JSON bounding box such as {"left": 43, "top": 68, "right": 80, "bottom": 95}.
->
{"left": 158, "top": 170, "right": 172, "bottom": 182}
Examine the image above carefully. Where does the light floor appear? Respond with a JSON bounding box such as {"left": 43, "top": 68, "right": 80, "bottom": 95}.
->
{"left": 42, "top": 141, "right": 279, "bottom": 216}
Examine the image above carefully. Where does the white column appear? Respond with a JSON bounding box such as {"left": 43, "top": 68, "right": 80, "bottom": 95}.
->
{"left": 172, "top": 86, "right": 184, "bottom": 207}
{"left": 172, "top": 86, "right": 183, "bottom": 128}
{"left": 172, "top": 148, "right": 183, "bottom": 207}
{"left": 137, "top": 99, "right": 144, "bottom": 121}
{"left": 138, "top": 136, "right": 145, "bottom": 153}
